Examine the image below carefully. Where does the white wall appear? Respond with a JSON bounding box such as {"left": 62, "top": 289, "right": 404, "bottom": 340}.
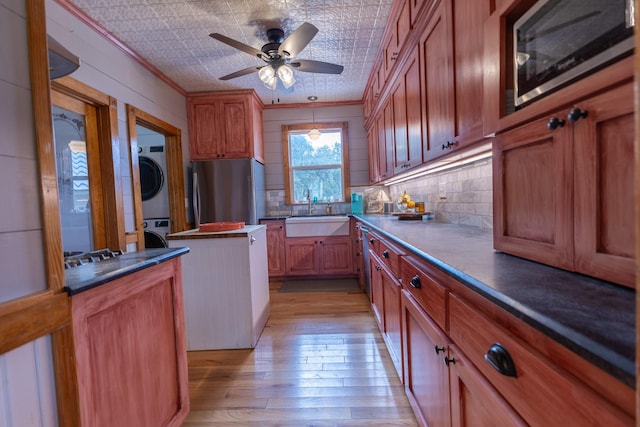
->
{"left": 1, "top": 0, "right": 194, "bottom": 423}
{"left": 0, "top": 0, "right": 58, "bottom": 424}
{"left": 262, "top": 104, "right": 372, "bottom": 215}
{"left": 46, "top": 0, "right": 190, "bottom": 239}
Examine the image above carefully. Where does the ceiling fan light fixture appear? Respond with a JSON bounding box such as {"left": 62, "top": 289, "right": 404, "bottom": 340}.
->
{"left": 277, "top": 64, "right": 296, "bottom": 89}
{"left": 258, "top": 65, "right": 278, "bottom": 90}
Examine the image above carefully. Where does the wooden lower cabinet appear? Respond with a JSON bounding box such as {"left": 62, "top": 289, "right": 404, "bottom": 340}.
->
{"left": 381, "top": 258, "right": 403, "bottom": 378}
{"left": 364, "top": 235, "right": 635, "bottom": 426}
{"left": 402, "top": 290, "right": 451, "bottom": 427}
{"left": 369, "top": 248, "right": 385, "bottom": 331}
{"left": 261, "top": 219, "right": 286, "bottom": 277}
{"left": 71, "top": 259, "right": 189, "bottom": 427}
{"left": 285, "top": 235, "right": 354, "bottom": 277}
{"left": 448, "top": 344, "right": 526, "bottom": 427}
{"left": 402, "top": 290, "right": 524, "bottom": 427}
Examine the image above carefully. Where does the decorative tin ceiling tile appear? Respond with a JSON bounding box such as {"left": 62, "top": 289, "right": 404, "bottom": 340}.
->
{"left": 62, "top": 0, "right": 393, "bottom": 103}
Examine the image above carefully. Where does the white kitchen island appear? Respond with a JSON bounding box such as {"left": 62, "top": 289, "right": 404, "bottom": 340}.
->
{"left": 166, "top": 225, "right": 269, "bottom": 350}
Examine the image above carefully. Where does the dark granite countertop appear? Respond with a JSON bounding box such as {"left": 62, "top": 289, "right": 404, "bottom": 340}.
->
{"left": 64, "top": 247, "right": 189, "bottom": 296}
{"left": 354, "top": 214, "right": 635, "bottom": 388}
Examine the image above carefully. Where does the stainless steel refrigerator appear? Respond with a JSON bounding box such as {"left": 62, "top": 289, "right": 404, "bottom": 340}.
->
{"left": 192, "top": 158, "right": 266, "bottom": 227}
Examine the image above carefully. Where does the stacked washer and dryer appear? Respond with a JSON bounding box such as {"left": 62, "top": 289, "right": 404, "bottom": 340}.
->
{"left": 138, "top": 126, "right": 171, "bottom": 248}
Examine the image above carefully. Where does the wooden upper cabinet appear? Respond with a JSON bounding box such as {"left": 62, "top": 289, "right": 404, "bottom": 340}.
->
{"left": 572, "top": 82, "right": 636, "bottom": 287}
{"left": 493, "top": 111, "right": 575, "bottom": 271}
{"left": 384, "top": 0, "right": 411, "bottom": 83}
{"left": 451, "top": 0, "right": 492, "bottom": 143}
{"left": 494, "top": 80, "right": 636, "bottom": 288}
{"left": 187, "top": 90, "right": 264, "bottom": 162}
{"left": 420, "top": 0, "right": 455, "bottom": 162}
{"left": 393, "top": 47, "right": 423, "bottom": 173}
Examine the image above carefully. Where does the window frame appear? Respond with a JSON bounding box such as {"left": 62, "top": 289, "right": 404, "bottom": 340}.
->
{"left": 282, "top": 122, "right": 350, "bottom": 205}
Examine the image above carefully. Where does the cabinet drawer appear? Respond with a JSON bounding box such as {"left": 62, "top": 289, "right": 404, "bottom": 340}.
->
{"left": 376, "top": 236, "right": 405, "bottom": 277}
{"left": 449, "top": 294, "right": 633, "bottom": 426}
{"left": 399, "top": 256, "right": 447, "bottom": 331}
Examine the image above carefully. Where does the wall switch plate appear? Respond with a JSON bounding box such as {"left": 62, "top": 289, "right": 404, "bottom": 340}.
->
{"left": 438, "top": 182, "right": 447, "bottom": 200}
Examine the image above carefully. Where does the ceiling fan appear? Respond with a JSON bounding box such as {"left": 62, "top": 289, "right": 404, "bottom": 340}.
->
{"left": 210, "top": 22, "right": 344, "bottom": 90}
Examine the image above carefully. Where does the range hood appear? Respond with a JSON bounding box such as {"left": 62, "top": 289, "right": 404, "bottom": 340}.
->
{"left": 48, "top": 36, "right": 80, "bottom": 80}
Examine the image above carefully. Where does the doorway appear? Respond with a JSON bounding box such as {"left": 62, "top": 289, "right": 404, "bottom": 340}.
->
{"left": 126, "top": 105, "right": 187, "bottom": 250}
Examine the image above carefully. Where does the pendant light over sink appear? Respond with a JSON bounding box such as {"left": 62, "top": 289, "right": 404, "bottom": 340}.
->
{"left": 307, "top": 96, "right": 321, "bottom": 141}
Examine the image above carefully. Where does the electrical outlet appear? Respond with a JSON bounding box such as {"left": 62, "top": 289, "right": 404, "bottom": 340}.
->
{"left": 438, "top": 182, "right": 447, "bottom": 200}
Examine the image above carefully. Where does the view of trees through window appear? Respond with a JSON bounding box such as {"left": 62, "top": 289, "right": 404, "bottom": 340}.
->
{"left": 286, "top": 123, "right": 348, "bottom": 204}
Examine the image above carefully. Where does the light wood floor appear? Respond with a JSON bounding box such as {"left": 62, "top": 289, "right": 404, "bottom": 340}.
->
{"left": 183, "top": 281, "right": 418, "bottom": 426}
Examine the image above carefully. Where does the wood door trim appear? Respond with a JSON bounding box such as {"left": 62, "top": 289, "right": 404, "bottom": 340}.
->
{"left": 126, "top": 105, "right": 187, "bottom": 246}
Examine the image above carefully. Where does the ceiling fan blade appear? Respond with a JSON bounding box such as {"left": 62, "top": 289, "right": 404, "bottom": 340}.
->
{"left": 278, "top": 22, "right": 318, "bottom": 58}
{"left": 219, "top": 66, "right": 263, "bottom": 81}
{"left": 210, "top": 33, "right": 267, "bottom": 60}
{"left": 291, "top": 59, "right": 344, "bottom": 74}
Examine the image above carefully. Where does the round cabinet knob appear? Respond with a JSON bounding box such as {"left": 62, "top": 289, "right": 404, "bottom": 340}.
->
{"left": 547, "top": 117, "right": 566, "bottom": 130}
{"left": 567, "top": 108, "right": 588, "bottom": 122}
{"left": 410, "top": 275, "right": 421, "bottom": 288}
{"left": 369, "top": 238, "right": 375, "bottom": 244}
{"left": 383, "top": 250, "right": 390, "bottom": 259}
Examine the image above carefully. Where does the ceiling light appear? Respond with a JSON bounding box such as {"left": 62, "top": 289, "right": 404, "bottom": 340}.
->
{"left": 277, "top": 64, "right": 296, "bottom": 89}
{"left": 308, "top": 128, "right": 321, "bottom": 141}
{"left": 258, "top": 65, "right": 277, "bottom": 90}
{"left": 307, "top": 96, "right": 321, "bottom": 141}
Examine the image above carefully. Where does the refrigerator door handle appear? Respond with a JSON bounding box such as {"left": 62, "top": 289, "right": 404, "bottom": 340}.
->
{"left": 192, "top": 171, "right": 200, "bottom": 229}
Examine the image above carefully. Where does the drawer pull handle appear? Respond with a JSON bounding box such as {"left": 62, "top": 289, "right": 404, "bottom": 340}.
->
{"left": 375, "top": 265, "right": 382, "bottom": 271}
{"left": 410, "top": 275, "right": 421, "bottom": 288}
{"left": 484, "top": 343, "right": 518, "bottom": 378}
{"left": 434, "top": 345, "right": 445, "bottom": 355}
{"left": 443, "top": 356, "right": 456, "bottom": 366}
{"left": 383, "top": 250, "right": 390, "bottom": 259}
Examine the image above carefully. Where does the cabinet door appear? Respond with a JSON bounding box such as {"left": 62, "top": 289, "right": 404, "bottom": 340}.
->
{"left": 378, "top": 100, "right": 395, "bottom": 181}
{"left": 392, "top": 78, "right": 408, "bottom": 173}
{"left": 394, "top": 47, "right": 423, "bottom": 174}
{"left": 401, "top": 290, "right": 451, "bottom": 427}
{"left": 319, "top": 236, "right": 353, "bottom": 275}
{"left": 452, "top": 0, "right": 492, "bottom": 144}
{"left": 381, "top": 263, "right": 403, "bottom": 378}
{"left": 219, "top": 98, "right": 251, "bottom": 158}
{"left": 285, "top": 237, "right": 318, "bottom": 276}
{"left": 189, "top": 103, "right": 220, "bottom": 159}
{"left": 369, "top": 251, "right": 385, "bottom": 333}
{"left": 262, "top": 220, "right": 286, "bottom": 277}
{"left": 493, "top": 111, "right": 574, "bottom": 271}
{"left": 449, "top": 345, "right": 526, "bottom": 427}
{"left": 573, "top": 82, "right": 636, "bottom": 287}
{"left": 367, "top": 123, "right": 380, "bottom": 183}
{"left": 420, "top": 1, "right": 455, "bottom": 162}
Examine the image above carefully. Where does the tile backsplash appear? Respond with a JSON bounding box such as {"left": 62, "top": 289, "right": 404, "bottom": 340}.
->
{"left": 265, "top": 157, "right": 493, "bottom": 230}
{"left": 388, "top": 157, "right": 493, "bottom": 229}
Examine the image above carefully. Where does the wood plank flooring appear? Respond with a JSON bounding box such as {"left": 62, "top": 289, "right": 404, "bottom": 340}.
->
{"left": 183, "top": 281, "right": 418, "bottom": 426}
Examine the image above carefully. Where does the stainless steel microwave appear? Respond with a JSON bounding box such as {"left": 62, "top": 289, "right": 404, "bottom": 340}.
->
{"left": 514, "top": 0, "right": 635, "bottom": 107}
